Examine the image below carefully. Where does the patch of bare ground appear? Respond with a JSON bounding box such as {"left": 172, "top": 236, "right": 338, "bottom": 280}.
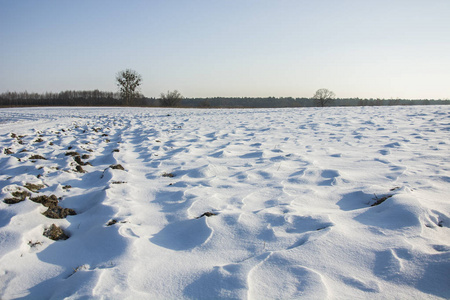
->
{"left": 43, "top": 224, "right": 69, "bottom": 240}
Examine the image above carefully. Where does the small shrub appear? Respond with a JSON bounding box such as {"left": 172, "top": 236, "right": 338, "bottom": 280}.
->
{"left": 28, "top": 240, "right": 43, "bottom": 248}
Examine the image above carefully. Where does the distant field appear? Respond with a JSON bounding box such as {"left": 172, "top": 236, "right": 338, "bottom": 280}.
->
{"left": 1, "top": 106, "right": 449, "bottom": 299}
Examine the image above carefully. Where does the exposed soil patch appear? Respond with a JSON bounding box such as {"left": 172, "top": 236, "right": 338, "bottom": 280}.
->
{"left": 106, "top": 219, "right": 127, "bottom": 226}
{"left": 34, "top": 138, "right": 44, "bottom": 143}
{"left": 4, "top": 189, "right": 31, "bottom": 204}
{"left": 196, "top": 212, "right": 218, "bottom": 219}
{"left": 13, "top": 190, "right": 31, "bottom": 199}
{"left": 43, "top": 206, "right": 76, "bottom": 219}
{"left": 110, "top": 164, "right": 125, "bottom": 170}
{"left": 65, "top": 151, "right": 80, "bottom": 157}
{"left": 29, "top": 195, "right": 76, "bottom": 219}
{"left": 24, "top": 183, "right": 45, "bottom": 192}
{"left": 74, "top": 156, "right": 91, "bottom": 166}
{"left": 43, "top": 224, "right": 69, "bottom": 240}
{"left": 30, "top": 194, "right": 59, "bottom": 208}
{"left": 81, "top": 154, "right": 90, "bottom": 159}
{"left": 371, "top": 194, "right": 393, "bottom": 206}
{"left": 106, "top": 219, "right": 118, "bottom": 226}
{"left": 62, "top": 185, "right": 72, "bottom": 190}
{"left": 4, "top": 148, "right": 13, "bottom": 155}
{"left": 29, "top": 155, "right": 46, "bottom": 160}
{"left": 112, "top": 181, "right": 127, "bottom": 184}
{"left": 162, "top": 172, "right": 175, "bottom": 178}
{"left": 75, "top": 165, "right": 86, "bottom": 173}
{"left": 3, "top": 197, "right": 26, "bottom": 204}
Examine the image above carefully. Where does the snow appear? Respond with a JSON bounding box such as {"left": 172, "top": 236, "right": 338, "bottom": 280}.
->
{"left": 0, "top": 106, "right": 449, "bottom": 299}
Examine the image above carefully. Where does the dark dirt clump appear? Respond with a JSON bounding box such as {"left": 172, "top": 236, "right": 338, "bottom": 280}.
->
{"left": 75, "top": 165, "right": 86, "bottom": 173}
{"left": 196, "top": 212, "right": 218, "bottom": 219}
{"left": 30, "top": 194, "right": 76, "bottom": 218}
{"left": 12, "top": 190, "right": 31, "bottom": 200}
{"left": 65, "top": 151, "right": 80, "bottom": 156}
{"left": 62, "top": 185, "right": 72, "bottom": 190}
{"left": 113, "top": 149, "right": 120, "bottom": 152}
{"left": 162, "top": 172, "right": 175, "bottom": 178}
{"left": 106, "top": 219, "right": 118, "bottom": 226}
{"left": 4, "top": 189, "right": 31, "bottom": 203}
{"left": 4, "top": 148, "right": 13, "bottom": 155}
{"left": 110, "top": 164, "right": 125, "bottom": 170}
{"left": 81, "top": 154, "right": 90, "bottom": 159}
{"left": 35, "top": 138, "right": 44, "bottom": 143}
{"left": 74, "top": 156, "right": 91, "bottom": 166}
{"left": 44, "top": 224, "right": 69, "bottom": 240}
{"left": 43, "top": 206, "right": 76, "bottom": 219}
{"left": 4, "top": 197, "right": 26, "bottom": 204}
{"left": 30, "top": 194, "right": 58, "bottom": 208}
{"left": 29, "top": 155, "right": 46, "bottom": 160}
{"left": 24, "top": 183, "right": 45, "bottom": 192}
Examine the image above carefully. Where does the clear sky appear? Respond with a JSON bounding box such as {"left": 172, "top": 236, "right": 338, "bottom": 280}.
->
{"left": 1, "top": 0, "right": 449, "bottom": 99}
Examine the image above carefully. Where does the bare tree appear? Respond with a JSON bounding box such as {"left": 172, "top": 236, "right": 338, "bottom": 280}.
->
{"left": 160, "top": 90, "right": 183, "bottom": 107}
{"left": 116, "top": 69, "right": 142, "bottom": 106}
{"left": 313, "top": 88, "right": 335, "bottom": 107}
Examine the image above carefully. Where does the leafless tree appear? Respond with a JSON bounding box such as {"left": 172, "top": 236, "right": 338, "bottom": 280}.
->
{"left": 116, "top": 69, "right": 142, "bottom": 106}
{"left": 160, "top": 90, "right": 183, "bottom": 107}
{"left": 313, "top": 88, "right": 335, "bottom": 107}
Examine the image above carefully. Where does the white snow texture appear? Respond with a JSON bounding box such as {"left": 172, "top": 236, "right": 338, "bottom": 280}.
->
{"left": 0, "top": 106, "right": 449, "bottom": 299}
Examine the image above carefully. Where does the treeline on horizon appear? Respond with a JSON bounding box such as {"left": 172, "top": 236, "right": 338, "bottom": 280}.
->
{"left": 1, "top": 90, "right": 449, "bottom": 108}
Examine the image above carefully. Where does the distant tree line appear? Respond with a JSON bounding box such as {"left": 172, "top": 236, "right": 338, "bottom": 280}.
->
{"left": 1, "top": 91, "right": 448, "bottom": 108}
{"left": 180, "top": 97, "right": 450, "bottom": 108}
{"left": 0, "top": 90, "right": 151, "bottom": 107}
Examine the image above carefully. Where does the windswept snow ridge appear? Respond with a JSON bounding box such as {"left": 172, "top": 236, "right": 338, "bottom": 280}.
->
{"left": 0, "top": 106, "right": 449, "bottom": 299}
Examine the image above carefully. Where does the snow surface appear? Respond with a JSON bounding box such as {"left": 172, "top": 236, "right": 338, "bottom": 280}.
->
{"left": 0, "top": 106, "right": 449, "bottom": 299}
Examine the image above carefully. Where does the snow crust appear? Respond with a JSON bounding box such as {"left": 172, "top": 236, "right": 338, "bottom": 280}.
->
{"left": 0, "top": 106, "right": 449, "bottom": 299}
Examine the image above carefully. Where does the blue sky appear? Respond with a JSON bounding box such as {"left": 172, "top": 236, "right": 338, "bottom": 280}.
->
{"left": 1, "top": 0, "right": 449, "bottom": 99}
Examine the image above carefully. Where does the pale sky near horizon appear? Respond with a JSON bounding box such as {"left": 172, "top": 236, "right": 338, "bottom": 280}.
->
{"left": 1, "top": 0, "right": 449, "bottom": 99}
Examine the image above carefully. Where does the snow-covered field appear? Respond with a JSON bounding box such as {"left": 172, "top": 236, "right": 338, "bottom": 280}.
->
{"left": 0, "top": 106, "right": 449, "bottom": 299}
